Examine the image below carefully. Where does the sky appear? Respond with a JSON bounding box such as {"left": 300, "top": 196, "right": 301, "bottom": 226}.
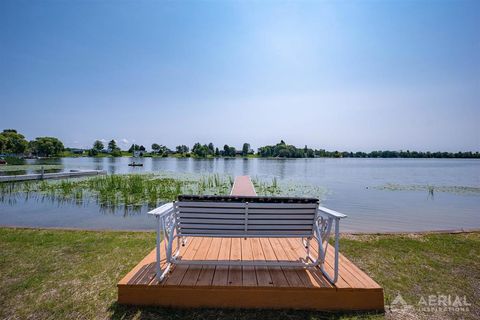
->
{"left": 0, "top": 0, "right": 479, "bottom": 152}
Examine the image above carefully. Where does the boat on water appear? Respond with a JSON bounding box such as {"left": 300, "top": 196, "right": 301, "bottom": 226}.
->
{"left": 128, "top": 162, "right": 143, "bottom": 167}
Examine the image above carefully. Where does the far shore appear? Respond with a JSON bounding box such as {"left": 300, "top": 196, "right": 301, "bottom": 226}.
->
{"left": 29, "top": 154, "right": 480, "bottom": 160}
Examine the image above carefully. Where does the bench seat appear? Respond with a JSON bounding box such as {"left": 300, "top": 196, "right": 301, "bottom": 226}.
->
{"left": 149, "top": 195, "right": 347, "bottom": 284}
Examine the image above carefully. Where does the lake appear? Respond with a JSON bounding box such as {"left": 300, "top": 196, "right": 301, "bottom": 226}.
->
{"left": 1, "top": 157, "right": 479, "bottom": 232}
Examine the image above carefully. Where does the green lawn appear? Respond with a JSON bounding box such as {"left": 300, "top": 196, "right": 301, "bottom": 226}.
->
{"left": 0, "top": 228, "right": 478, "bottom": 320}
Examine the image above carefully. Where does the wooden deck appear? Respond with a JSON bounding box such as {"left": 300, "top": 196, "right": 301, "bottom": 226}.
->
{"left": 0, "top": 169, "right": 106, "bottom": 182}
{"left": 117, "top": 176, "right": 384, "bottom": 311}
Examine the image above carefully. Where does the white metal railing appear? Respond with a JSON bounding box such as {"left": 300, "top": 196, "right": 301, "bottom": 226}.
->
{"left": 148, "top": 201, "right": 347, "bottom": 284}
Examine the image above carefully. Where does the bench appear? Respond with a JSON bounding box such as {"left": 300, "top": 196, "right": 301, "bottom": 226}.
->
{"left": 149, "top": 195, "right": 347, "bottom": 284}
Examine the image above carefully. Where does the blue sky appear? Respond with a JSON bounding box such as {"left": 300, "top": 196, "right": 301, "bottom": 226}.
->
{"left": 0, "top": 0, "right": 479, "bottom": 152}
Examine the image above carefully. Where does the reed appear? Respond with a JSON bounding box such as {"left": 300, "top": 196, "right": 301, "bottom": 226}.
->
{"left": 0, "top": 173, "right": 235, "bottom": 209}
{"left": 0, "top": 173, "right": 328, "bottom": 209}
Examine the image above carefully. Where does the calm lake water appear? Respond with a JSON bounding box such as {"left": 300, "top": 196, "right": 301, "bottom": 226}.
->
{"left": 1, "top": 157, "right": 479, "bottom": 232}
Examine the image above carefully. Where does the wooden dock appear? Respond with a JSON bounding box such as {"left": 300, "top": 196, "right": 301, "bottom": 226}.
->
{"left": 118, "top": 176, "right": 384, "bottom": 311}
{"left": 0, "top": 169, "right": 106, "bottom": 182}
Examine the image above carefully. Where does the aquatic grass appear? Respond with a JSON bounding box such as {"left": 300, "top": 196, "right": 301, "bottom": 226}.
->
{"left": 252, "top": 176, "right": 327, "bottom": 200}
{"left": 0, "top": 173, "right": 235, "bottom": 210}
{"left": 0, "top": 173, "right": 328, "bottom": 209}
{"left": 375, "top": 183, "right": 480, "bottom": 196}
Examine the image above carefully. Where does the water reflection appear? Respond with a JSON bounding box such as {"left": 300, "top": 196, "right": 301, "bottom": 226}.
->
{"left": 107, "top": 157, "right": 118, "bottom": 175}
{"left": 2, "top": 191, "right": 147, "bottom": 217}
{"left": 241, "top": 158, "right": 250, "bottom": 176}
{"left": 92, "top": 157, "right": 104, "bottom": 171}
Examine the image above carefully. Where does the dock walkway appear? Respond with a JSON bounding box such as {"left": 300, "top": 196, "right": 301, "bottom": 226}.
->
{"left": 0, "top": 169, "right": 106, "bottom": 182}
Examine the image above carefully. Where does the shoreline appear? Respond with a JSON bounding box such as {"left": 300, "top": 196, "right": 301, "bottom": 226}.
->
{"left": 10, "top": 155, "right": 480, "bottom": 160}
{"left": 2, "top": 224, "right": 479, "bottom": 235}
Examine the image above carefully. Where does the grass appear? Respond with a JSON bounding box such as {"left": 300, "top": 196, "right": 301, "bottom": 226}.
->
{"left": 341, "top": 233, "right": 480, "bottom": 319}
{"left": 0, "top": 228, "right": 478, "bottom": 320}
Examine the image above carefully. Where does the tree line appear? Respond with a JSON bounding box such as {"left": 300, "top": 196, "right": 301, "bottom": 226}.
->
{"left": 257, "top": 140, "right": 480, "bottom": 159}
{"left": 85, "top": 141, "right": 252, "bottom": 158}
{"left": 0, "top": 129, "right": 64, "bottom": 157}
{"left": 258, "top": 140, "right": 315, "bottom": 158}
{"left": 1, "top": 129, "right": 479, "bottom": 159}
{"left": 315, "top": 150, "right": 480, "bottom": 159}
{"left": 82, "top": 140, "right": 250, "bottom": 158}
{"left": 85, "top": 139, "right": 480, "bottom": 159}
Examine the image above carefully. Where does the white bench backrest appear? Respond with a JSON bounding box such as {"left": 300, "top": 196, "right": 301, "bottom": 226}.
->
{"left": 175, "top": 201, "right": 318, "bottom": 237}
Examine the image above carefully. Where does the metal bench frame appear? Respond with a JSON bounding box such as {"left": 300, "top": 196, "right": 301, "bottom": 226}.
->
{"left": 149, "top": 200, "right": 346, "bottom": 284}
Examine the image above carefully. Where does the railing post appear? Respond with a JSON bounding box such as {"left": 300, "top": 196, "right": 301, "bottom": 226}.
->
{"left": 333, "top": 217, "right": 340, "bottom": 283}
{"left": 244, "top": 202, "right": 249, "bottom": 237}
{"left": 155, "top": 215, "right": 161, "bottom": 281}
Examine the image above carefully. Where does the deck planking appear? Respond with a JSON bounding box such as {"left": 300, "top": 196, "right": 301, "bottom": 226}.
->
{"left": 118, "top": 236, "right": 384, "bottom": 310}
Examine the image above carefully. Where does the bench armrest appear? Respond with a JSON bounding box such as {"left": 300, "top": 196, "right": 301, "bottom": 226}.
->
{"left": 317, "top": 206, "right": 347, "bottom": 219}
{"left": 148, "top": 202, "right": 174, "bottom": 217}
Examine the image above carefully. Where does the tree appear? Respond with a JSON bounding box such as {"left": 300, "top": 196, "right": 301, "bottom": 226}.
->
{"left": 151, "top": 143, "right": 161, "bottom": 153}
{"left": 108, "top": 140, "right": 118, "bottom": 152}
{"left": 192, "top": 143, "right": 209, "bottom": 157}
{"left": 0, "top": 135, "right": 7, "bottom": 153}
{"left": 151, "top": 144, "right": 169, "bottom": 156}
{"left": 223, "top": 144, "right": 230, "bottom": 156}
{"left": 128, "top": 144, "right": 139, "bottom": 153}
{"left": 176, "top": 145, "right": 189, "bottom": 154}
{"left": 139, "top": 145, "right": 146, "bottom": 151}
{"left": 29, "top": 137, "right": 64, "bottom": 157}
{"left": 257, "top": 141, "right": 315, "bottom": 158}
{"left": 215, "top": 147, "right": 220, "bottom": 156}
{"left": 159, "top": 145, "right": 171, "bottom": 157}
{"left": 223, "top": 144, "right": 236, "bottom": 157}
{"left": 192, "top": 143, "right": 200, "bottom": 153}
{"left": 107, "top": 139, "right": 121, "bottom": 157}
{"left": 242, "top": 143, "right": 250, "bottom": 156}
{"left": 0, "top": 129, "right": 28, "bottom": 154}
{"left": 208, "top": 143, "right": 215, "bottom": 155}
{"left": 93, "top": 140, "right": 104, "bottom": 152}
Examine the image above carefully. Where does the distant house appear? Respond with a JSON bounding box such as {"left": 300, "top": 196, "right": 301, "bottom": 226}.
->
{"left": 70, "top": 148, "right": 85, "bottom": 155}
